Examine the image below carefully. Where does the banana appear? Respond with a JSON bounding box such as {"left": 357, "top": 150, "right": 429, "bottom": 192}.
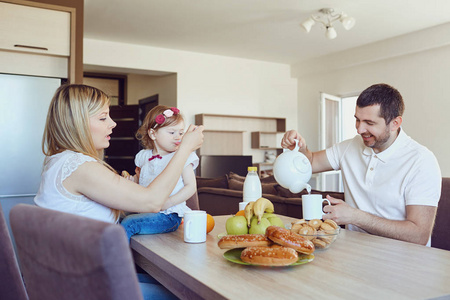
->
{"left": 253, "top": 197, "right": 275, "bottom": 223}
{"left": 244, "top": 201, "right": 255, "bottom": 227}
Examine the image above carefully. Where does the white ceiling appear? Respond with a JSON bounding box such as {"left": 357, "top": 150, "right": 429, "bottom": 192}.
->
{"left": 84, "top": 0, "right": 450, "bottom": 65}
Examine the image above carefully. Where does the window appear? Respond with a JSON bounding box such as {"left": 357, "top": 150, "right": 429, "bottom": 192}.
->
{"left": 319, "top": 93, "right": 358, "bottom": 192}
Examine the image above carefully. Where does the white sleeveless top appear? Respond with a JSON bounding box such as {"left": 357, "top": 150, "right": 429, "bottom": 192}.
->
{"left": 34, "top": 150, "right": 117, "bottom": 223}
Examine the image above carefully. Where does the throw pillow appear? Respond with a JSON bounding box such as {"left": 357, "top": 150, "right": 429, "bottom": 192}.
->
{"left": 228, "top": 178, "right": 244, "bottom": 191}
{"left": 260, "top": 175, "right": 277, "bottom": 184}
{"left": 262, "top": 182, "right": 278, "bottom": 195}
{"left": 196, "top": 175, "right": 228, "bottom": 189}
{"left": 274, "top": 185, "right": 310, "bottom": 198}
{"left": 228, "top": 171, "right": 246, "bottom": 182}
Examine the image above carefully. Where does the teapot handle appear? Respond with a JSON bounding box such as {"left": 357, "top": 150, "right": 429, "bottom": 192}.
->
{"left": 283, "top": 139, "right": 300, "bottom": 153}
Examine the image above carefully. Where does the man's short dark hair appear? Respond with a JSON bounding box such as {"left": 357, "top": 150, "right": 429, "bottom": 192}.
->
{"left": 356, "top": 83, "right": 405, "bottom": 124}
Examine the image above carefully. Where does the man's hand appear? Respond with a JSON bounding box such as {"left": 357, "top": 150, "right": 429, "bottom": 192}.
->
{"left": 322, "top": 195, "right": 358, "bottom": 225}
{"left": 281, "top": 130, "right": 307, "bottom": 152}
{"left": 322, "top": 195, "right": 437, "bottom": 245}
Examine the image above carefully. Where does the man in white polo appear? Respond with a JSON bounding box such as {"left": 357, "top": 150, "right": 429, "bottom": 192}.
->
{"left": 282, "top": 83, "right": 441, "bottom": 246}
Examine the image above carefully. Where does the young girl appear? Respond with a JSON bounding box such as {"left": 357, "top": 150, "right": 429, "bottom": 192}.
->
{"left": 34, "top": 84, "right": 203, "bottom": 299}
{"left": 120, "top": 105, "right": 198, "bottom": 240}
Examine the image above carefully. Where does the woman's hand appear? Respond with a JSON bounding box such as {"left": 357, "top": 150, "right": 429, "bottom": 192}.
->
{"left": 180, "top": 124, "right": 204, "bottom": 152}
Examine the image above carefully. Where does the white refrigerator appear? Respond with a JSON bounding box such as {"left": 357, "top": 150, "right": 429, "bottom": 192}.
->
{"left": 0, "top": 73, "right": 61, "bottom": 241}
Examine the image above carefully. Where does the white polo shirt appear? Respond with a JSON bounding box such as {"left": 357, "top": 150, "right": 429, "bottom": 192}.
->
{"left": 326, "top": 129, "right": 441, "bottom": 245}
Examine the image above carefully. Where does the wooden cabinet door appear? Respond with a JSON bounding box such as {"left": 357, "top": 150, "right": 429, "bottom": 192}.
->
{"left": 0, "top": 2, "right": 70, "bottom": 56}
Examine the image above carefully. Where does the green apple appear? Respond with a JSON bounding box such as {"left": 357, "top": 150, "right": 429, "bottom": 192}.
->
{"left": 262, "top": 212, "right": 274, "bottom": 219}
{"left": 249, "top": 217, "right": 271, "bottom": 234}
{"left": 226, "top": 216, "right": 248, "bottom": 235}
{"left": 267, "top": 215, "right": 285, "bottom": 228}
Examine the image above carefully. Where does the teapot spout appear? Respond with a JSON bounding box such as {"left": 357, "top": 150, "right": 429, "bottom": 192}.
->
{"left": 288, "top": 182, "right": 312, "bottom": 194}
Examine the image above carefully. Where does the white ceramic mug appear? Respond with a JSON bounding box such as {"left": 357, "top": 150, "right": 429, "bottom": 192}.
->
{"left": 184, "top": 210, "right": 207, "bottom": 243}
{"left": 302, "top": 194, "right": 331, "bottom": 220}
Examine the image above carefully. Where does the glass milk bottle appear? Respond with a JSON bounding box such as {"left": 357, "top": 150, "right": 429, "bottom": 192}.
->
{"left": 243, "top": 166, "right": 262, "bottom": 202}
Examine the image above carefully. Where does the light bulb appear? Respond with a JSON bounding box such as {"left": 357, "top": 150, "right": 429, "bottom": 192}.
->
{"left": 301, "top": 18, "right": 315, "bottom": 33}
{"left": 340, "top": 14, "right": 355, "bottom": 30}
{"left": 326, "top": 26, "right": 337, "bottom": 39}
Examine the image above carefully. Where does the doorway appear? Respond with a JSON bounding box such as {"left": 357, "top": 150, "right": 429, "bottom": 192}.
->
{"left": 139, "top": 94, "right": 159, "bottom": 126}
{"left": 319, "top": 93, "right": 359, "bottom": 192}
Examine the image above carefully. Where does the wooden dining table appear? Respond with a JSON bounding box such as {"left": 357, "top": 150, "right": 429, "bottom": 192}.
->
{"left": 131, "top": 215, "right": 450, "bottom": 300}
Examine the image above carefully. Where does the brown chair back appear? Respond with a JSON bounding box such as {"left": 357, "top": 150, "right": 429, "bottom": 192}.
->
{"left": 0, "top": 203, "right": 28, "bottom": 300}
{"left": 432, "top": 178, "right": 450, "bottom": 251}
{"left": 10, "top": 204, "right": 143, "bottom": 300}
{"left": 186, "top": 192, "right": 200, "bottom": 210}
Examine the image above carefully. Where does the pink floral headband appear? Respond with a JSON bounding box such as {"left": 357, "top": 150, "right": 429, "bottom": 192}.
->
{"left": 153, "top": 107, "right": 180, "bottom": 128}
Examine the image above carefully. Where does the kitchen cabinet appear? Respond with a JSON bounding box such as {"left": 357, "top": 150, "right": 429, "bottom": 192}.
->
{"left": 0, "top": 2, "right": 70, "bottom": 56}
{"left": 0, "top": 0, "right": 79, "bottom": 80}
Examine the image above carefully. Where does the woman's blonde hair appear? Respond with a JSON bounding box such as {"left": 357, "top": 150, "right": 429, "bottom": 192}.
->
{"left": 42, "top": 84, "right": 121, "bottom": 220}
{"left": 136, "top": 105, "right": 184, "bottom": 149}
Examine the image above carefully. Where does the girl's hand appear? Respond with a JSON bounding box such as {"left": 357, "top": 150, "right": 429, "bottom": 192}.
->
{"left": 121, "top": 170, "right": 138, "bottom": 183}
{"left": 181, "top": 124, "right": 204, "bottom": 152}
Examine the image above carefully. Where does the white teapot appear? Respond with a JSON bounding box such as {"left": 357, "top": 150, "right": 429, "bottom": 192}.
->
{"left": 273, "top": 140, "right": 312, "bottom": 194}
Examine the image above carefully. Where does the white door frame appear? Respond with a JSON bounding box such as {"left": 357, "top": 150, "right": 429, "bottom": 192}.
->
{"left": 319, "top": 92, "right": 343, "bottom": 192}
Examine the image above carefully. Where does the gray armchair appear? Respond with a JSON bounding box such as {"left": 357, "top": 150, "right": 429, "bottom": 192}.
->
{"left": 0, "top": 203, "right": 28, "bottom": 300}
{"left": 10, "top": 204, "right": 143, "bottom": 300}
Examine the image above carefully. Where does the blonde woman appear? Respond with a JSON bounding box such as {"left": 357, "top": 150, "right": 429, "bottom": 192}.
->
{"left": 34, "top": 84, "right": 203, "bottom": 299}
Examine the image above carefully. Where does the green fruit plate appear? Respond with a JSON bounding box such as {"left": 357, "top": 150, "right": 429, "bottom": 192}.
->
{"left": 218, "top": 232, "right": 227, "bottom": 239}
{"left": 223, "top": 248, "right": 314, "bottom": 267}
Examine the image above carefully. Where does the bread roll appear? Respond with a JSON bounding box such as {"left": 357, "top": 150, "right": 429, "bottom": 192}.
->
{"left": 240, "top": 246, "right": 298, "bottom": 266}
{"left": 297, "top": 225, "right": 317, "bottom": 241}
{"left": 266, "top": 226, "right": 315, "bottom": 254}
{"left": 308, "top": 219, "right": 322, "bottom": 230}
{"left": 218, "top": 234, "right": 272, "bottom": 249}
{"left": 323, "top": 219, "right": 339, "bottom": 230}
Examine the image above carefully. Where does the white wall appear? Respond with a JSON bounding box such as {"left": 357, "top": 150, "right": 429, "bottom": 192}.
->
{"left": 84, "top": 38, "right": 298, "bottom": 163}
{"left": 291, "top": 23, "right": 450, "bottom": 176}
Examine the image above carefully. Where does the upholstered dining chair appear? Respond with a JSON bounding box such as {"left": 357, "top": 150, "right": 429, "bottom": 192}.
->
{"left": 0, "top": 203, "right": 28, "bottom": 300}
{"left": 432, "top": 177, "right": 450, "bottom": 251}
{"left": 186, "top": 192, "right": 200, "bottom": 210}
{"left": 10, "top": 204, "right": 143, "bottom": 300}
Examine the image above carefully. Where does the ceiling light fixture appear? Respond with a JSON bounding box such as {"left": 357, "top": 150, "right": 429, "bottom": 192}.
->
{"left": 301, "top": 8, "right": 355, "bottom": 40}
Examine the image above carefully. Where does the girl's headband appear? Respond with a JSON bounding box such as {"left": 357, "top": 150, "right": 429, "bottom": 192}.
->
{"left": 153, "top": 107, "right": 180, "bottom": 128}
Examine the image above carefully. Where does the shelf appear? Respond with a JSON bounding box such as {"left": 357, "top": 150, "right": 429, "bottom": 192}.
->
{"left": 198, "top": 131, "right": 243, "bottom": 156}
{"left": 203, "top": 129, "right": 245, "bottom": 133}
{"left": 196, "top": 114, "right": 286, "bottom": 132}
{"left": 251, "top": 131, "right": 282, "bottom": 150}
{"left": 254, "top": 162, "right": 275, "bottom": 177}
{"left": 254, "top": 162, "right": 274, "bottom": 166}
{"left": 195, "top": 113, "right": 286, "bottom": 165}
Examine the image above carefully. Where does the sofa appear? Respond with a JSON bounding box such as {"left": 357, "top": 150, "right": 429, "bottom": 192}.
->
{"left": 195, "top": 173, "right": 450, "bottom": 251}
{"left": 196, "top": 172, "right": 344, "bottom": 219}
